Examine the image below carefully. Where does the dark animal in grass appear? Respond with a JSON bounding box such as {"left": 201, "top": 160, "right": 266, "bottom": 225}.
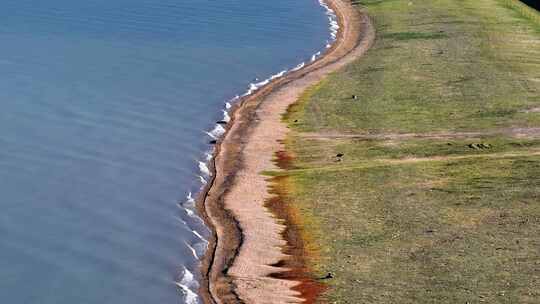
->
{"left": 351, "top": 94, "right": 358, "bottom": 100}
{"left": 468, "top": 143, "right": 492, "bottom": 150}
{"left": 319, "top": 272, "right": 334, "bottom": 280}
{"left": 479, "top": 143, "right": 492, "bottom": 149}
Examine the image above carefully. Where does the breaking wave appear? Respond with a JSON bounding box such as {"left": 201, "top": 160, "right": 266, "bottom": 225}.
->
{"left": 176, "top": 267, "right": 200, "bottom": 304}
{"left": 183, "top": 192, "right": 195, "bottom": 208}
{"left": 198, "top": 161, "right": 211, "bottom": 177}
{"left": 292, "top": 62, "right": 305, "bottom": 71}
{"left": 178, "top": 0, "right": 341, "bottom": 301}
{"left": 319, "top": 0, "right": 339, "bottom": 40}
{"left": 222, "top": 110, "right": 231, "bottom": 122}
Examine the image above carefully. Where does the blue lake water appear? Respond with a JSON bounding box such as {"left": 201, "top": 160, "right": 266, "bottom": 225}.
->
{"left": 0, "top": 0, "right": 330, "bottom": 303}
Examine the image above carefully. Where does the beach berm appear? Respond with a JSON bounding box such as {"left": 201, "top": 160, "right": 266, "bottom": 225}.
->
{"left": 198, "top": 0, "right": 375, "bottom": 303}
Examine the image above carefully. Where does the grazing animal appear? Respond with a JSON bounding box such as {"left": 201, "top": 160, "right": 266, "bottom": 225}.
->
{"left": 321, "top": 272, "right": 334, "bottom": 279}
{"left": 468, "top": 143, "right": 492, "bottom": 150}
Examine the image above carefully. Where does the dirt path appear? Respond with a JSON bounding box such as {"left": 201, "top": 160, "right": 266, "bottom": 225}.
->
{"left": 198, "top": 1, "right": 375, "bottom": 303}
{"left": 299, "top": 127, "right": 540, "bottom": 141}
{"left": 382, "top": 150, "right": 540, "bottom": 164}
{"left": 288, "top": 149, "right": 540, "bottom": 174}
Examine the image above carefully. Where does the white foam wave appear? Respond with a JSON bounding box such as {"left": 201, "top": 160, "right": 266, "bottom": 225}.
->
{"left": 192, "top": 229, "right": 208, "bottom": 243}
{"left": 177, "top": 195, "right": 198, "bottom": 220}
{"left": 176, "top": 282, "right": 199, "bottom": 304}
{"left": 270, "top": 69, "right": 287, "bottom": 80}
{"left": 177, "top": 211, "right": 209, "bottom": 246}
{"left": 241, "top": 69, "right": 289, "bottom": 97}
{"left": 246, "top": 81, "right": 265, "bottom": 95}
{"left": 311, "top": 51, "right": 322, "bottom": 62}
{"left": 175, "top": 216, "right": 188, "bottom": 226}
{"left": 183, "top": 192, "right": 196, "bottom": 208}
{"left": 209, "top": 124, "right": 226, "bottom": 138}
{"left": 185, "top": 241, "right": 199, "bottom": 259}
{"left": 243, "top": 83, "right": 259, "bottom": 96}
{"left": 193, "top": 241, "right": 207, "bottom": 258}
{"left": 198, "top": 161, "right": 211, "bottom": 177}
{"left": 292, "top": 62, "right": 305, "bottom": 72}
{"left": 222, "top": 110, "right": 231, "bottom": 122}
{"left": 205, "top": 131, "right": 217, "bottom": 140}
{"left": 179, "top": 267, "right": 198, "bottom": 289}
{"left": 318, "top": 0, "right": 338, "bottom": 43}
{"left": 182, "top": 207, "right": 207, "bottom": 226}
{"left": 176, "top": 266, "right": 200, "bottom": 304}
{"left": 205, "top": 152, "right": 213, "bottom": 162}
{"left": 177, "top": 7, "right": 342, "bottom": 294}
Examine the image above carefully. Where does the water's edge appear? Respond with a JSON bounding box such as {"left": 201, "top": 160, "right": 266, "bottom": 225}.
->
{"left": 175, "top": 1, "right": 339, "bottom": 303}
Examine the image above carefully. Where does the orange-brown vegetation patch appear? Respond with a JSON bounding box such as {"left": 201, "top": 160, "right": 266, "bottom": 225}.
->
{"left": 275, "top": 149, "right": 297, "bottom": 170}
{"left": 265, "top": 173, "right": 326, "bottom": 304}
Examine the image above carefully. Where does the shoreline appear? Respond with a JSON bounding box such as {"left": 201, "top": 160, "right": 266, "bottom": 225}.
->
{"left": 196, "top": 0, "right": 375, "bottom": 302}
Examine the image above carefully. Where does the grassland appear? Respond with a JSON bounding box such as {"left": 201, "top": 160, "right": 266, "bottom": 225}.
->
{"left": 277, "top": 0, "right": 540, "bottom": 303}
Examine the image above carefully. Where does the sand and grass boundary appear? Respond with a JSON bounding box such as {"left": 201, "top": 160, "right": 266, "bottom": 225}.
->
{"left": 195, "top": 0, "right": 374, "bottom": 303}
{"left": 280, "top": 0, "right": 540, "bottom": 302}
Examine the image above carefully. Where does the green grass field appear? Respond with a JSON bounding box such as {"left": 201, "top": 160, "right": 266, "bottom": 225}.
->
{"left": 277, "top": 0, "right": 540, "bottom": 302}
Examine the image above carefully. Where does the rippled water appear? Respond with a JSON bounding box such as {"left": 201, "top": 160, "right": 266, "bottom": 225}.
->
{"left": 0, "top": 0, "right": 330, "bottom": 303}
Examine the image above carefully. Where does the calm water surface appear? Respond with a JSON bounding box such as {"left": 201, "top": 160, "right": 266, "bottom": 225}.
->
{"left": 0, "top": 0, "right": 329, "bottom": 303}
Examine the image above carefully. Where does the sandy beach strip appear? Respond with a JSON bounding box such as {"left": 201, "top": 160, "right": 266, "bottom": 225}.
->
{"left": 197, "top": 0, "right": 375, "bottom": 303}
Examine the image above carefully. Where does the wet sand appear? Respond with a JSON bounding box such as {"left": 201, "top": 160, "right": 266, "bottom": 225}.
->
{"left": 197, "top": 0, "right": 375, "bottom": 303}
